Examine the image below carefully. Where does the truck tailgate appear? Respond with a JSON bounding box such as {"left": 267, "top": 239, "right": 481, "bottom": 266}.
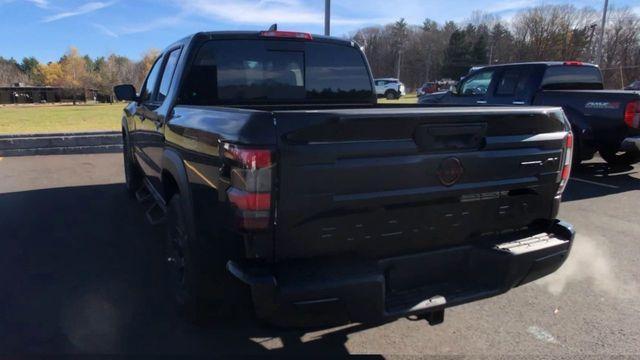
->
{"left": 274, "top": 107, "right": 569, "bottom": 260}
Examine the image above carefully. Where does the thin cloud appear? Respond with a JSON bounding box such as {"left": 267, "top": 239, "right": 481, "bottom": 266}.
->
{"left": 176, "top": 0, "right": 374, "bottom": 26}
{"left": 484, "top": 0, "right": 532, "bottom": 14}
{"left": 118, "top": 15, "right": 185, "bottom": 35}
{"left": 27, "top": 0, "right": 49, "bottom": 8}
{"left": 92, "top": 23, "right": 118, "bottom": 38}
{"left": 42, "top": 1, "right": 115, "bottom": 23}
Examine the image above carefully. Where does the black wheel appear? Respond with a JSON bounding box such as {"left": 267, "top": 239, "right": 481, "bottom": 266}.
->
{"left": 571, "top": 135, "right": 583, "bottom": 167}
{"left": 599, "top": 148, "right": 640, "bottom": 166}
{"left": 166, "top": 195, "right": 211, "bottom": 322}
{"left": 123, "top": 133, "right": 142, "bottom": 196}
{"left": 165, "top": 195, "right": 246, "bottom": 323}
{"left": 385, "top": 90, "right": 398, "bottom": 100}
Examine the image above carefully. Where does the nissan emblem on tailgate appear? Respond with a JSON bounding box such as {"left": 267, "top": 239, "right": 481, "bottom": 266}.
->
{"left": 437, "top": 157, "right": 464, "bottom": 186}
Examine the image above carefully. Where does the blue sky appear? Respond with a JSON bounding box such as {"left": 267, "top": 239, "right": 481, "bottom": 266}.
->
{"left": 1, "top": 0, "right": 638, "bottom": 62}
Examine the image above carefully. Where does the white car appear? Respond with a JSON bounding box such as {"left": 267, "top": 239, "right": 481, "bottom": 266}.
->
{"left": 374, "top": 78, "right": 406, "bottom": 100}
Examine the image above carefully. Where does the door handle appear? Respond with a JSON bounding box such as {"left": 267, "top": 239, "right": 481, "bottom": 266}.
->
{"left": 476, "top": 100, "right": 487, "bottom": 104}
{"left": 512, "top": 101, "right": 525, "bottom": 105}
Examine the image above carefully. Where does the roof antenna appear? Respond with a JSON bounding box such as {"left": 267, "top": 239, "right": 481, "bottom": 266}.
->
{"left": 267, "top": 23, "right": 277, "bottom": 31}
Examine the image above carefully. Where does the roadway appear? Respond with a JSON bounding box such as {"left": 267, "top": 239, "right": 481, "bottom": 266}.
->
{"left": 0, "top": 153, "right": 638, "bottom": 356}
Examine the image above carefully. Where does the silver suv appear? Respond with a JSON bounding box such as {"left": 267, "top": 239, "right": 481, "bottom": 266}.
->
{"left": 374, "top": 78, "right": 406, "bottom": 100}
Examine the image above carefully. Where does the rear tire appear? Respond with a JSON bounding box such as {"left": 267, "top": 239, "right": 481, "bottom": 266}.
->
{"left": 123, "top": 133, "right": 142, "bottom": 196}
{"left": 165, "top": 195, "right": 247, "bottom": 323}
{"left": 599, "top": 148, "right": 640, "bottom": 166}
{"left": 572, "top": 135, "right": 583, "bottom": 167}
{"left": 385, "top": 90, "right": 398, "bottom": 100}
{"left": 166, "top": 195, "right": 211, "bottom": 323}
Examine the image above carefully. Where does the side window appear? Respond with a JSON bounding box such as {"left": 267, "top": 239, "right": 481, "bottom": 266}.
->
{"left": 460, "top": 70, "right": 495, "bottom": 96}
{"left": 140, "top": 57, "right": 163, "bottom": 103}
{"left": 157, "top": 49, "right": 182, "bottom": 102}
{"left": 495, "top": 69, "right": 521, "bottom": 96}
{"left": 495, "top": 68, "right": 532, "bottom": 99}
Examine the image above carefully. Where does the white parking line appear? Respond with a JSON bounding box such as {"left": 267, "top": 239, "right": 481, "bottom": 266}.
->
{"left": 527, "top": 326, "right": 559, "bottom": 344}
{"left": 571, "top": 177, "right": 619, "bottom": 189}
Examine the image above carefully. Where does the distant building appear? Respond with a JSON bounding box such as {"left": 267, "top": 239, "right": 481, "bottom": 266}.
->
{"left": 0, "top": 83, "right": 108, "bottom": 104}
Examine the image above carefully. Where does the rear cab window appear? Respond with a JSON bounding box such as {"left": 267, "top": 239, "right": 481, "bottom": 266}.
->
{"left": 180, "top": 40, "right": 373, "bottom": 105}
{"left": 541, "top": 65, "right": 603, "bottom": 90}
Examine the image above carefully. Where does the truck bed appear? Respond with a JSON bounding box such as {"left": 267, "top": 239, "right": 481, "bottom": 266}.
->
{"left": 535, "top": 90, "right": 640, "bottom": 148}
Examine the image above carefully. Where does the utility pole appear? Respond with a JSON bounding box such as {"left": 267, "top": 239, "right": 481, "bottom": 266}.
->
{"left": 425, "top": 47, "right": 432, "bottom": 82}
{"left": 324, "top": 0, "right": 331, "bottom": 36}
{"left": 488, "top": 45, "right": 494, "bottom": 65}
{"left": 596, "top": 0, "right": 609, "bottom": 66}
{"left": 587, "top": 23, "right": 597, "bottom": 62}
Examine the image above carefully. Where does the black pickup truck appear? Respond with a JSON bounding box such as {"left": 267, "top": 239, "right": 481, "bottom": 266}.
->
{"left": 115, "top": 31, "right": 575, "bottom": 327}
{"left": 420, "top": 62, "right": 640, "bottom": 166}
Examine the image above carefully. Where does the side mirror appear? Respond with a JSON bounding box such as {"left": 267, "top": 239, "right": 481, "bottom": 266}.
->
{"left": 450, "top": 85, "right": 458, "bottom": 95}
{"left": 114, "top": 84, "right": 137, "bottom": 102}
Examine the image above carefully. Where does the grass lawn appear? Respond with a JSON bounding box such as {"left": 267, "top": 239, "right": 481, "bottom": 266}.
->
{"left": 0, "top": 95, "right": 419, "bottom": 135}
{"left": 0, "top": 104, "right": 124, "bottom": 135}
{"left": 377, "top": 93, "right": 418, "bottom": 104}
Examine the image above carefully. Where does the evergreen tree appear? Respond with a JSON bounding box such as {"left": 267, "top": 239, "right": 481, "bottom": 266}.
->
{"left": 442, "top": 30, "right": 470, "bottom": 79}
{"left": 391, "top": 18, "right": 409, "bottom": 79}
{"left": 20, "top": 57, "right": 42, "bottom": 84}
{"left": 471, "top": 34, "right": 489, "bottom": 65}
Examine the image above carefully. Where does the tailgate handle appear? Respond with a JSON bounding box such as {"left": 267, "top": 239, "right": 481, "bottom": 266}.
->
{"left": 415, "top": 124, "right": 487, "bottom": 151}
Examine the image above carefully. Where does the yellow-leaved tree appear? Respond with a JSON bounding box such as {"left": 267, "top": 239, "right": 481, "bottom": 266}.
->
{"left": 38, "top": 62, "right": 64, "bottom": 86}
{"left": 60, "top": 47, "right": 89, "bottom": 104}
{"left": 136, "top": 49, "right": 160, "bottom": 89}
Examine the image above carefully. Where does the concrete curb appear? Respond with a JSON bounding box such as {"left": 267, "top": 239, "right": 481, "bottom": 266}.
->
{"left": 0, "top": 131, "right": 122, "bottom": 157}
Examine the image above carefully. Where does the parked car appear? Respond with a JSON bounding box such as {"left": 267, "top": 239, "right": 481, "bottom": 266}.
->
{"left": 115, "top": 30, "right": 575, "bottom": 328}
{"left": 374, "top": 78, "right": 406, "bottom": 100}
{"left": 420, "top": 61, "right": 640, "bottom": 166}
{"left": 625, "top": 80, "right": 640, "bottom": 91}
{"left": 416, "top": 82, "right": 438, "bottom": 96}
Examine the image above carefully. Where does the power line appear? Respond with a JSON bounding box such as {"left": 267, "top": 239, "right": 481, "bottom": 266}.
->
{"left": 600, "top": 65, "right": 640, "bottom": 71}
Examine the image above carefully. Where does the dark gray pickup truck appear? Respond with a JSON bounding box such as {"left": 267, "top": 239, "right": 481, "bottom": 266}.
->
{"left": 115, "top": 30, "right": 575, "bottom": 327}
{"left": 419, "top": 62, "right": 640, "bottom": 166}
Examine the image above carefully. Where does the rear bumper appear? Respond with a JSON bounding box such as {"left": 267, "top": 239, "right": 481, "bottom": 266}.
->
{"left": 228, "top": 220, "right": 575, "bottom": 327}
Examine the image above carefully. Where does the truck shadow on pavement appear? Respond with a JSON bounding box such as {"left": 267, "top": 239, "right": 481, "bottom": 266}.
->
{"left": 562, "top": 161, "right": 639, "bottom": 202}
{"left": 0, "top": 184, "right": 385, "bottom": 356}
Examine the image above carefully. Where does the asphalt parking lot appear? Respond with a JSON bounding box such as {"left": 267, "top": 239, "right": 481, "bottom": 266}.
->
{"left": 1, "top": 153, "right": 639, "bottom": 356}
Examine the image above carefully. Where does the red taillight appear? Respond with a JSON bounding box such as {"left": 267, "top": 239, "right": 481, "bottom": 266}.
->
{"left": 227, "top": 188, "right": 271, "bottom": 211}
{"left": 563, "top": 61, "right": 583, "bottom": 66}
{"left": 260, "top": 31, "right": 313, "bottom": 40}
{"left": 223, "top": 143, "right": 274, "bottom": 231}
{"left": 557, "top": 132, "right": 573, "bottom": 195}
{"left": 223, "top": 144, "right": 271, "bottom": 169}
{"left": 624, "top": 101, "right": 640, "bottom": 128}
